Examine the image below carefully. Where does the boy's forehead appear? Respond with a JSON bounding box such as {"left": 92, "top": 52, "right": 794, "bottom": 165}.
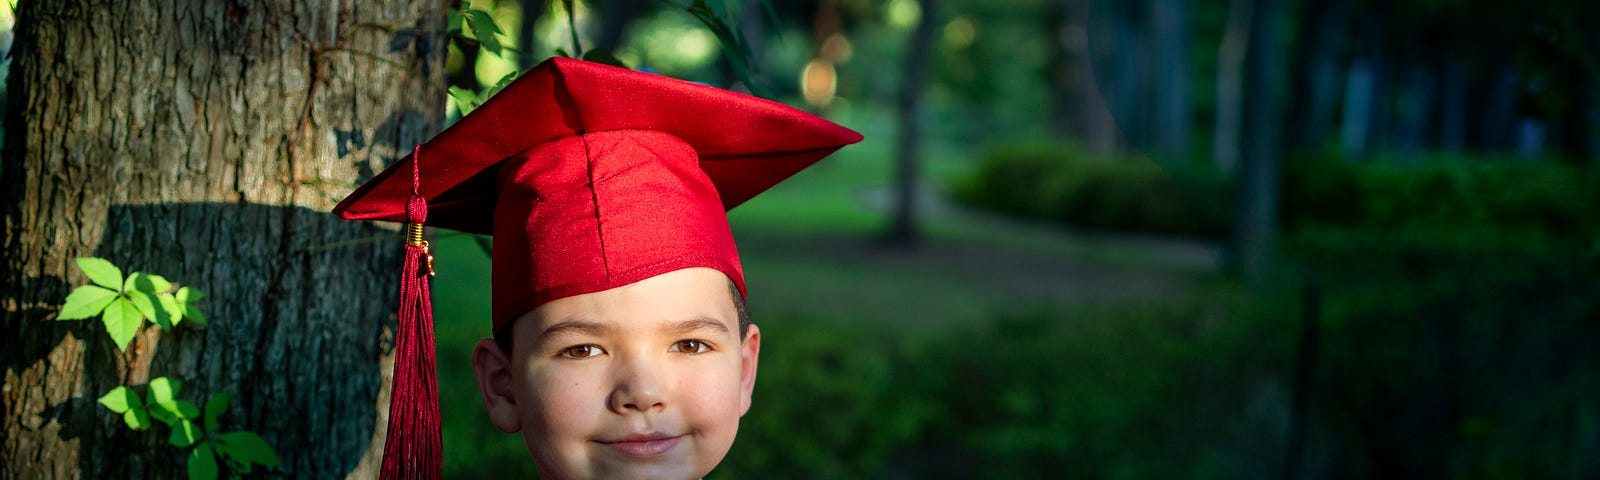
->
{"left": 514, "top": 267, "right": 739, "bottom": 336}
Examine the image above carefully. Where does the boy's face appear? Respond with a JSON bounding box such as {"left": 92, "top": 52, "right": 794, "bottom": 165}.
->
{"left": 472, "top": 267, "right": 760, "bottom": 480}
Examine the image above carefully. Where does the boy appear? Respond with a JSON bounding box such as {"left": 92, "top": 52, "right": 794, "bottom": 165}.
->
{"left": 334, "top": 57, "right": 861, "bottom": 479}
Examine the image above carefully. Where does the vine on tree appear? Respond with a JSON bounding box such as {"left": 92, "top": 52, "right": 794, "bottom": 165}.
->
{"left": 57, "top": 257, "right": 280, "bottom": 480}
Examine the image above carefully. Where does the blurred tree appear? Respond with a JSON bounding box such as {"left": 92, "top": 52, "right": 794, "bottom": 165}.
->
{"left": 1235, "top": 0, "right": 1284, "bottom": 282}
{"left": 520, "top": 0, "right": 549, "bottom": 69}
{"left": 594, "top": 0, "right": 645, "bottom": 52}
{"left": 1048, "top": 0, "right": 1117, "bottom": 152}
{"left": 1282, "top": 0, "right": 1347, "bottom": 151}
{"left": 1211, "top": 0, "right": 1250, "bottom": 172}
{"left": 888, "top": 0, "right": 938, "bottom": 246}
{"left": 1150, "top": 0, "right": 1192, "bottom": 157}
{"left": 0, "top": 1, "right": 443, "bottom": 477}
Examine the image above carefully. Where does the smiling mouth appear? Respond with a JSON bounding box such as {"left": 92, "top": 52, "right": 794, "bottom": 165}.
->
{"left": 597, "top": 434, "right": 683, "bottom": 458}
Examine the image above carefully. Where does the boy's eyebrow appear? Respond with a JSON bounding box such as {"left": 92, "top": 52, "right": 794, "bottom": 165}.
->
{"left": 666, "top": 316, "right": 731, "bottom": 337}
{"left": 539, "top": 319, "right": 614, "bottom": 339}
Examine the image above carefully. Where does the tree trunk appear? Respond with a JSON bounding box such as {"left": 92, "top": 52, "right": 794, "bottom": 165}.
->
{"left": 1235, "top": 0, "right": 1284, "bottom": 284}
{"left": 1283, "top": 0, "right": 1347, "bottom": 151}
{"left": 1149, "top": 0, "right": 1190, "bottom": 158}
{"left": 886, "top": 0, "right": 936, "bottom": 246}
{"left": 1211, "top": 0, "right": 1251, "bottom": 173}
{"left": 520, "top": 1, "right": 549, "bottom": 70}
{"left": 595, "top": 0, "right": 645, "bottom": 53}
{"left": 1049, "top": 0, "right": 1117, "bottom": 153}
{"left": 1, "top": 1, "right": 445, "bottom": 478}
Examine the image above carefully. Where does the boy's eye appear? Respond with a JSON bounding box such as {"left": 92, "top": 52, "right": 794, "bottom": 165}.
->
{"left": 560, "top": 344, "right": 606, "bottom": 359}
{"left": 669, "top": 340, "right": 711, "bottom": 354}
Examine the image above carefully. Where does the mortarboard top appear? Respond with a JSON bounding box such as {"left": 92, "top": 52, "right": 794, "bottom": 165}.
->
{"left": 334, "top": 56, "right": 863, "bottom": 332}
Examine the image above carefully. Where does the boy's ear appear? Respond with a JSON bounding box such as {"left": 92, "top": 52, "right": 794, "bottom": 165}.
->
{"left": 472, "top": 338, "right": 524, "bottom": 433}
{"left": 738, "top": 324, "right": 761, "bottom": 416}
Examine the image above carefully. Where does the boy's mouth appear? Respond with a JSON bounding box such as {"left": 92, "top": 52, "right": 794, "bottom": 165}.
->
{"left": 597, "top": 433, "right": 684, "bottom": 458}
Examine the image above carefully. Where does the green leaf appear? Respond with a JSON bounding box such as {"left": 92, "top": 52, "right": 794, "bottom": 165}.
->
{"left": 481, "top": 70, "right": 521, "bottom": 102}
{"left": 176, "top": 286, "right": 204, "bottom": 303}
{"left": 173, "top": 400, "right": 201, "bottom": 420}
{"left": 184, "top": 303, "right": 208, "bottom": 327}
{"left": 581, "top": 49, "right": 630, "bottom": 69}
{"left": 102, "top": 298, "right": 142, "bottom": 352}
{"left": 462, "top": 7, "right": 503, "bottom": 55}
{"left": 170, "top": 418, "right": 200, "bottom": 447}
{"left": 149, "top": 377, "right": 181, "bottom": 406}
{"left": 217, "top": 431, "right": 281, "bottom": 468}
{"left": 60, "top": 285, "right": 118, "bottom": 320}
{"left": 123, "top": 402, "right": 151, "bottom": 431}
{"left": 445, "top": 8, "right": 463, "bottom": 35}
{"left": 98, "top": 386, "right": 135, "bottom": 414}
{"left": 204, "top": 392, "right": 230, "bottom": 433}
{"left": 128, "top": 290, "right": 173, "bottom": 331}
{"left": 125, "top": 272, "right": 173, "bottom": 294}
{"left": 189, "top": 442, "right": 219, "bottom": 480}
{"left": 447, "top": 86, "right": 479, "bottom": 115}
{"left": 159, "top": 293, "right": 184, "bottom": 327}
{"left": 148, "top": 404, "right": 178, "bottom": 426}
{"left": 75, "top": 257, "right": 123, "bottom": 290}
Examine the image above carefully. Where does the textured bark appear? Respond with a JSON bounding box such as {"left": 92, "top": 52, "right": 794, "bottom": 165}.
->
{"left": 1, "top": 1, "right": 444, "bottom": 478}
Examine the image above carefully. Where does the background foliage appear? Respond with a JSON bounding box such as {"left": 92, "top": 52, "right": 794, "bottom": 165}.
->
{"left": 412, "top": 0, "right": 1600, "bottom": 477}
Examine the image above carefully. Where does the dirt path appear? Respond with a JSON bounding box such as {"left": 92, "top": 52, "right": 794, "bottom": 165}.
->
{"left": 733, "top": 186, "right": 1227, "bottom": 327}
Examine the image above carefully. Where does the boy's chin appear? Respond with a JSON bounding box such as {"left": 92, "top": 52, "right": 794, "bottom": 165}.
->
{"left": 528, "top": 439, "right": 721, "bottom": 480}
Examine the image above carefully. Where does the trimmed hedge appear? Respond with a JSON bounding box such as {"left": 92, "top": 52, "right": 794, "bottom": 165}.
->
{"left": 951, "top": 140, "right": 1233, "bottom": 238}
{"left": 953, "top": 140, "right": 1600, "bottom": 244}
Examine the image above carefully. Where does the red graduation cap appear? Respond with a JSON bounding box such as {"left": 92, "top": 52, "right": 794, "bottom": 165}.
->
{"left": 334, "top": 57, "right": 861, "bottom": 479}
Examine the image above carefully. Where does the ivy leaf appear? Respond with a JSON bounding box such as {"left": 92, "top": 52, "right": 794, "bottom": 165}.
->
{"left": 59, "top": 285, "right": 118, "bottom": 320}
{"left": 102, "top": 298, "right": 142, "bottom": 352}
{"left": 149, "top": 377, "right": 181, "bottom": 406}
{"left": 189, "top": 442, "right": 219, "bottom": 480}
{"left": 173, "top": 400, "right": 201, "bottom": 420}
{"left": 445, "top": 8, "right": 463, "bottom": 35}
{"left": 175, "top": 286, "right": 206, "bottom": 327}
{"left": 170, "top": 418, "right": 200, "bottom": 447}
{"left": 447, "top": 86, "right": 479, "bottom": 116}
{"left": 158, "top": 293, "right": 185, "bottom": 327}
{"left": 75, "top": 257, "right": 124, "bottom": 290}
{"left": 217, "top": 431, "right": 281, "bottom": 468}
{"left": 123, "top": 402, "right": 151, "bottom": 431}
{"left": 462, "top": 7, "right": 503, "bottom": 56}
{"left": 204, "top": 392, "right": 230, "bottom": 433}
{"left": 125, "top": 272, "right": 172, "bottom": 294}
{"left": 97, "top": 386, "right": 136, "bottom": 414}
{"left": 176, "top": 286, "right": 204, "bottom": 303}
{"left": 128, "top": 290, "right": 173, "bottom": 331}
{"left": 481, "top": 70, "right": 521, "bottom": 102}
{"left": 184, "top": 303, "right": 208, "bottom": 327}
{"left": 148, "top": 404, "right": 178, "bottom": 427}
{"left": 581, "top": 49, "right": 630, "bottom": 69}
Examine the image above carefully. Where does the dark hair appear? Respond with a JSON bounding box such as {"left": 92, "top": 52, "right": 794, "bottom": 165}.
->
{"left": 493, "top": 279, "right": 752, "bottom": 355}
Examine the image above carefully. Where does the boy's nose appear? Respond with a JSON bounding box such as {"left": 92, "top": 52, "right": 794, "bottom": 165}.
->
{"left": 608, "top": 357, "right": 667, "bottom": 413}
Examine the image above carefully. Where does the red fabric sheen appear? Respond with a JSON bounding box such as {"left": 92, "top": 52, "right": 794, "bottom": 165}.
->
{"left": 336, "top": 56, "right": 862, "bottom": 480}
{"left": 381, "top": 241, "right": 441, "bottom": 479}
{"left": 490, "top": 131, "right": 742, "bottom": 332}
{"left": 333, "top": 57, "right": 862, "bottom": 234}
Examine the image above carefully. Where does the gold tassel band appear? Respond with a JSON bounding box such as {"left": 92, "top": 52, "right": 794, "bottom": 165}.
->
{"left": 406, "top": 223, "right": 426, "bottom": 247}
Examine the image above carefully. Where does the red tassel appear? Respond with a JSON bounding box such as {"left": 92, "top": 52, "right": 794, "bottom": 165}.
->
{"left": 381, "top": 149, "right": 441, "bottom": 480}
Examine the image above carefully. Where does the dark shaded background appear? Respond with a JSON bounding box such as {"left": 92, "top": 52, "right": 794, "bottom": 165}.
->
{"left": 7, "top": 0, "right": 1593, "bottom": 477}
